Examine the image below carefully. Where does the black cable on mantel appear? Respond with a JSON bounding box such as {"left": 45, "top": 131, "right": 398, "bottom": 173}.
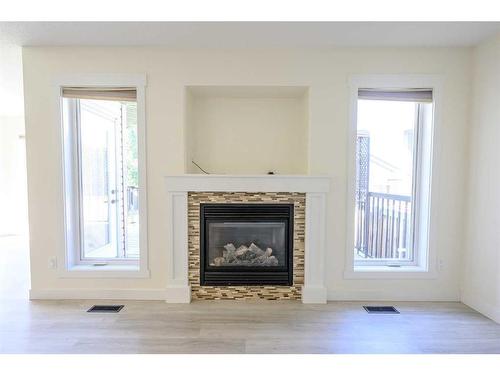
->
{"left": 192, "top": 160, "right": 278, "bottom": 175}
{"left": 192, "top": 160, "right": 210, "bottom": 174}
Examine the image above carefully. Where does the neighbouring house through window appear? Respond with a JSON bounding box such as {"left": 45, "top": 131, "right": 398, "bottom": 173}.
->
{"left": 353, "top": 88, "right": 434, "bottom": 268}
{"left": 62, "top": 87, "right": 140, "bottom": 264}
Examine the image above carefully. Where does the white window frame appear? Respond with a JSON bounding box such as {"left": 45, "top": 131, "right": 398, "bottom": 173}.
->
{"left": 344, "top": 74, "right": 442, "bottom": 279}
{"left": 55, "top": 74, "right": 149, "bottom": 278}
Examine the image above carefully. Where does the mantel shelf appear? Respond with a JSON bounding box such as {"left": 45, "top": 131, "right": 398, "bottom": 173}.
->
{"left": 164, "top": 174, "right": 331, "bottom": 193}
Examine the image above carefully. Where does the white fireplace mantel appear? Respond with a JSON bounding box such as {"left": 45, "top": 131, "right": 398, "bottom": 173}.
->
{"left": 164, "top": 174, "right": 331, "bottom": 304}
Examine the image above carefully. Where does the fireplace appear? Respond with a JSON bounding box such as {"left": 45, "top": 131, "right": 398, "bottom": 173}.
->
{"left": 200, "top": 203, "right": 294, "bottom": 286}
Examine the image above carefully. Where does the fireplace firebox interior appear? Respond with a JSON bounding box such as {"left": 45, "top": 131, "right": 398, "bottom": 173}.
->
{"left": 200, "top": 203, "right": 294, "bottom": 286}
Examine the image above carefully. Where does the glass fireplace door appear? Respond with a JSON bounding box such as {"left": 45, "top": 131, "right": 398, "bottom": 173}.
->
{"left": 200, "top": 203, "right": 294, "bottom": 286}
{"left": 207, "top": 221, "right": 286, "bottom": 268}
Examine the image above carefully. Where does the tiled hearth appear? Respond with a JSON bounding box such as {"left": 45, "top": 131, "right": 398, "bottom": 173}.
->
{"left": 164, "top": 175, "right": 330, "bottom": 304}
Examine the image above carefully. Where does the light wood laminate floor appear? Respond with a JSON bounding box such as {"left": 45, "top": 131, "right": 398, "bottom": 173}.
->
{"left": 1, "top": 299, "right": 500, "bottom": 354}
{"left": 1, "top": 236, "right": 500, "bottom": 354}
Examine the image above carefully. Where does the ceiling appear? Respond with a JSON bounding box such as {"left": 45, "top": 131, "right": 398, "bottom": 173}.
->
{"left": 1, "top": 22, "right": 499, "bottom": 48}
{"left": 1, "top": 22, "right": 499, "bottom": 118}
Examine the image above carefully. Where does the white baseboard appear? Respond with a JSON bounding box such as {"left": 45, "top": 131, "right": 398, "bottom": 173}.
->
{"left": 327, "top": 289, "right": 460, "bottom": 302}
{"left": 302, "top": 286, "right": 327, "bottom": 304}
{"left": 29, "top": 287, "right": 463, "bottom": 305}
{"left": 29, "top": 288, "right": 167, "bottom": 300}
{"left": 461, "top": 291, "right": 500, "bottom": 324}
{"left": 165, "top": 286, "right": 191, "bottom": 303}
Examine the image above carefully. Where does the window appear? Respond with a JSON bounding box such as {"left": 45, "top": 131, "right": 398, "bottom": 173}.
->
{"left": 59, "top": 78, "right": 148, "bottom": 275}
{"left": 348, "top": 82, "right": 436, "bottom": 272}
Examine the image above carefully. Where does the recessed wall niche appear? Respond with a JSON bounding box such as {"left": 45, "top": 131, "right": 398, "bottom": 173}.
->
{"left": 185, "top": 86, "right": 309, "bottom": 174}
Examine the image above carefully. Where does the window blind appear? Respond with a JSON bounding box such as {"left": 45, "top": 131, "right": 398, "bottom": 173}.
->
{"left": 358, "top": 88, "right": 433, "bottom": 103}
{"left": 61, "top": 87, "right": 137, "bottom": 102}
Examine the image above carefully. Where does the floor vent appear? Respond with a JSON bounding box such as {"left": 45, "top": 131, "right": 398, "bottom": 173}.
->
{"left": 363, "top": 306, "right": 399, "bottom": 314}
{"left": 87, "top": 305, "right": 124, "bottom": 313}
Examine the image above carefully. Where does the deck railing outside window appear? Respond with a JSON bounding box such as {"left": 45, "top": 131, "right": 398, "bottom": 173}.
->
{"left": 355, "top": 191, "right": 412, "bottom": 260}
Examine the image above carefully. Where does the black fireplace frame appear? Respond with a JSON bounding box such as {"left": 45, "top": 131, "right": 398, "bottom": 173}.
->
{"left": 200, "top": 203, "right": 294, "bottom": 286}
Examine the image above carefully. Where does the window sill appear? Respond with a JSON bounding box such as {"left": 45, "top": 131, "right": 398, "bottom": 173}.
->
{"left": 344, "top": 265, "right": 437, "bottom": 279}
{"left": 58, "top": 264, "right": 150, "bottom": 279}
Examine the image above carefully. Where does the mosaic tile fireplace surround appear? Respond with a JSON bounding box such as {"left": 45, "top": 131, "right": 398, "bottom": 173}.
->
{"left": 189, "top": 192, "right": 305, "bottom": 300}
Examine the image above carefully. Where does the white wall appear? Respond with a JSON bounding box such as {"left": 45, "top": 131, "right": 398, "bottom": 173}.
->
{"left": 0, "top": 44, "right": 25, "bottom": 117}
{"left": 0, "top": 116, "right": 28, "bottom": 236}
{"left": 0, "top": 44, "right": 27, "bottom": 236}
{"left": 187, "top": 91, "right": 308, "bottom": 174}
{"left": 23, "top": 47, "right": 471, "bottom": 300}
{"left": 462, "top": 34, "right": 500, "bottom": 322}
